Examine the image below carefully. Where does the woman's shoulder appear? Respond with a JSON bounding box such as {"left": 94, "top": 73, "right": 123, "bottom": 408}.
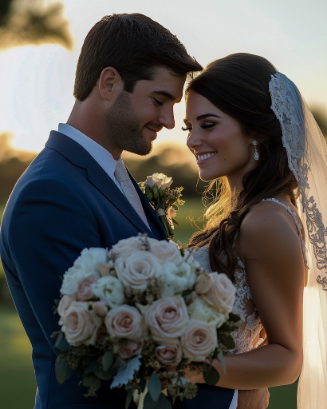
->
{"left": 238, "top": 200, "right": 303, "bottom": 261}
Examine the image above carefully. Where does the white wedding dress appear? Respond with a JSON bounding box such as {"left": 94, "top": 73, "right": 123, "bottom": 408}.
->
{"left": 192, "top": 198, "right": 306, "bottom": 355}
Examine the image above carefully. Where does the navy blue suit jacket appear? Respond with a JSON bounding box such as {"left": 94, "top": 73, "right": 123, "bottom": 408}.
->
{"left": 0, "top": 132, "right": 234, "bottom": 409}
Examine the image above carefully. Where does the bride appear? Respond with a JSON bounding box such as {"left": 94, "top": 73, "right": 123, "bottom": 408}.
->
{"left": 182, "top": 53, "right": 327, "bottom": 409}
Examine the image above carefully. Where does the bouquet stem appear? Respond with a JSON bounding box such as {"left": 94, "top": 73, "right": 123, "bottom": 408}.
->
{"left": 136, "top": 381, "right": 148, "bottom": 409}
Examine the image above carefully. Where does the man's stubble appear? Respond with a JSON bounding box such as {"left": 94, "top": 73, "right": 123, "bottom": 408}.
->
{"left": 102, "top": 91, "right": 152, "bottom": 156}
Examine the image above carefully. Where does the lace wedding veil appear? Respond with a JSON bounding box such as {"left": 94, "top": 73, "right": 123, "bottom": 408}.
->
{"left": 269, "top": 73, "right": 327, "bottom": 409}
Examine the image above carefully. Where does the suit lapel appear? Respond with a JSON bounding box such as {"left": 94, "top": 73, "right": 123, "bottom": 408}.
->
{"left": 45, "top": 131, "right": 153, "bottom": 235}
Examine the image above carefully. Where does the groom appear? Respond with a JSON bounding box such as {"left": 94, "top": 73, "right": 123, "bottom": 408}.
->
{"left": 0, "top": 14, "right": 269, "bottom": 409}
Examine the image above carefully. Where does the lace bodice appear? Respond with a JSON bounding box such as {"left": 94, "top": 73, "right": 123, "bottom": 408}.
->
{"left": 191, "top": 198, "right": 306, "bottom": 354}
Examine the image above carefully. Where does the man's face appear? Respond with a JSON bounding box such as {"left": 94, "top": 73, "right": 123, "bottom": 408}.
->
{"left": 103, "top": 66, "right": 186, "bottom": 156}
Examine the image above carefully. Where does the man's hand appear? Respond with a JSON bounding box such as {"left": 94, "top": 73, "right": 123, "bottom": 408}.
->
{"left": 237, "top": 388, "right": 270, "bottom": 409}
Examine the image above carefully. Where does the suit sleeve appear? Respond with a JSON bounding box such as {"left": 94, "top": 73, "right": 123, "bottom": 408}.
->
{"left": 8, "top": 177, "right": 101, "bottom": 353}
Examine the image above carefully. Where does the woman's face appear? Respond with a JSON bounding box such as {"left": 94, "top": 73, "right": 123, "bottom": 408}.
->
{"left": 185, "top": 91, "right": 258, "bottom": 187}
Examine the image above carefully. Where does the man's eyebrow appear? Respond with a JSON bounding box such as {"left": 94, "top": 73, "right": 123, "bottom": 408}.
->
{"left": 196, "top": 113, "right": 221, "bottom": 120}
{"left": 152, "top": 90, "right": 181, "bottom": 102}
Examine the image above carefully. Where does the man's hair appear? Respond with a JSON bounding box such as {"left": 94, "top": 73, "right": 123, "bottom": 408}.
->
{"left": 74, "top": 13, "right": 202, "bottom": 101}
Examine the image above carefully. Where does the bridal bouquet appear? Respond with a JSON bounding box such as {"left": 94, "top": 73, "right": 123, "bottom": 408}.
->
{"left": 52, "top": 235, "right": 240, "bottom": 409}
{"left": 138, "top": 173, "right": 184, "bottom": 240}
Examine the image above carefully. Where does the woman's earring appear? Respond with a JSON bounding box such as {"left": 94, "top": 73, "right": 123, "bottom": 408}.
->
{"left": 252, "top": 140, "right": 259, "bottom": 160}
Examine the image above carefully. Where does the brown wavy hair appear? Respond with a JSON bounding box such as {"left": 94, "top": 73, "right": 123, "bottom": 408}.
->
{"left": 187, "top": 53, "right": 299, "bottom": 282}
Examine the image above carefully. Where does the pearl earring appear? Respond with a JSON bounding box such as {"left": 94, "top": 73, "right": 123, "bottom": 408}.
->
{"left": 252, "top": 140, "right": 259, "bottom": 160}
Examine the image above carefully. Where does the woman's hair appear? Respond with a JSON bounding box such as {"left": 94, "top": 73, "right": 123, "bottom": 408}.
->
{"left": 187, "top": 53, "right": 299, "bottom": 282}
{"left": 74, "top": 14, "right": 202, "bottom": 101}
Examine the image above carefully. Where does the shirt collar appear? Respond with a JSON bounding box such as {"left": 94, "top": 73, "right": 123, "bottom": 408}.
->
{"left": 58, "top": 123, "right": 118, "bottom": 181}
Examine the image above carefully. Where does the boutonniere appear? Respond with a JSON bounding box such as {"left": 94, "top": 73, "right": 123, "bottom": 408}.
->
{"left": 138, "top": 173, "right": 185, "bottom": 239}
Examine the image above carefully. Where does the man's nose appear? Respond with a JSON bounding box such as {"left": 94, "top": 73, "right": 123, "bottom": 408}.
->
{"left": 160, "top": 108, "right": 175, "bottom": 130}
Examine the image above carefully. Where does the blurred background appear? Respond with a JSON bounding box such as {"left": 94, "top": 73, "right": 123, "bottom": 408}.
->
{"left": 0, "top": 0, "right": 326, "bottom": 408}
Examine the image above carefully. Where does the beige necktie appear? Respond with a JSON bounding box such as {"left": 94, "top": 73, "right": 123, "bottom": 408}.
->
{"left": 114, "top": 159, "right": 150, "bottom": 230}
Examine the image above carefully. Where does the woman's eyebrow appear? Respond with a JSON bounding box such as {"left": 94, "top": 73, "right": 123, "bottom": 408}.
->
{"left": 196, "top": 113, "right": 221, "bottom": 120}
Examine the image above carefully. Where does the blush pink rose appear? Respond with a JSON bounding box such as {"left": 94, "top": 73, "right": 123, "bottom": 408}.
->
{"left": 203, "top": 273, "right": 236, "bottom": 314}
{"left": 100, "top": 264, "right": 111, "bottom": 277}
{"left": 145, "top": 296, "right": 189, "bottom": 341}
{"left": 156, "top": 341, "right": 182, "bottom": 366}
{"left": 117, "top": 340, "right": 143, "bottom": 362}
{"left": 76, "top": 275, "right": 97, "bottom": 301}
{"left": 110, "top": 237, "right": 155, "bottom": 259}
{"left": 195, "top": 273, "right": 213, "bottom": 294}
{"left": 57, "top": 294, "right": 75, "bottom": 318}
{"left": 91, "top": 301, "right": 108, "bottom": 317}
{"left": 181, "top": 319, "right": 217, "bottom": 362}
{"left": 150, "top": 241, "right": 183, "bottom": 265}
{"left": 105, "top": 305, "right": 145, "bottom": 340}
{"left": 61, "top": 301, "right": 102, "bottom": 346}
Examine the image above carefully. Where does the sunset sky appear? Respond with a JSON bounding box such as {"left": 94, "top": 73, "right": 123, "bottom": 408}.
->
{"left": 0, "top": 0, "right": 326, "bottom": 153}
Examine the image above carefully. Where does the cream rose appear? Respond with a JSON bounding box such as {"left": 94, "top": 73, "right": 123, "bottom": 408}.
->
{"left": 181, "top": 319, "right": 218, "bottom": 362}
{"left": 156, "top": 341, "right": 182, "bottom": 366}
{"left": 161, "top": 262, "right": 196, "bottom": 296}
{"left": 92, "top": 276, "right": 125, "bottom": 309}
{"left": 203, "top": 273, "right": 236, "bottom": 314}
{"left": 145, "top": 296, "right": 189, "bottom": 341}
{"left": 109, "top": 237, "right": 144, "bottom": 259}
{"left": 105, "top": 305, "right": 145, "bottom": 340}
{"left": 115, "top": 251, "right": 161, "bottom": 294}
{"left": 195, "top": 273, "right": 213, "bottom": 294}
{"left": 61, "top": 301, "right": 102, "bottom": 346}
{"left": 150, "top": 241, "right": 183, "bottom": 265}
{"left": 145, "top": 173, "right": 172, "bottom": 190}
{"left": 57, "top": 294, "right": 75, "bottom": 318}
{"left": 188, "top": 297, "right": 226, "bottom": 328}
{"left": 76, "top": 275, "right": 97, "bottom": 301}
{"left": 117, "top": 340, "right": 143, "bottom": 362}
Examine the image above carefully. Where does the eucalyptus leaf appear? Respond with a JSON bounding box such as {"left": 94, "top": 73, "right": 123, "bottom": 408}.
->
{"left": 54, "top": 298, "right": 60, "bottom": 307}
{"left": 125, "top": 388, "right": 133, "bottom": 409}
{"left": 57, "top": 338, "right": 70, "bottom": 351}
{"left": 94, "top": 361, "right": 114, "bottom": 381}
{"left": 54, "top": 332, "right": 63, "bottom": 348}
{"left": 83, "top": 373, "right": 98, "bottom": 387}
{"left": 65, "top": 365, "right": 74, "bottom": 380}
{"left": 203, "top": 365, "right": 220, "bottom": 386}
{"left": 144, "top": 392, "right": 157, "bottom": 409}
{"left": 102, "top": 351, "right": 114, "bottom": 371}
{"left": 55, "top": 360, "right": 67, "bottom": 384}
{"left": 172, "top": 204, "right": 179, "bottom": 211}
{"left": 172, "top": 218, "right": 179, "bottom": 226}
{"left": 228, "top": 313, "right": 241, "bottom": 323}
{"left": 148, "top": 372, "right": 161, "bottom": 401}
{"left": 156, "top": 393, "right": 172, "bottom": 409}
{"left": 85, "top": 360, "right": 97, "bottom": 375}
{"left": 223, "top": 334, "right": 235, "bottom": 350}
{"left": 218, "top": 351, "right": 226, "bottom": 375}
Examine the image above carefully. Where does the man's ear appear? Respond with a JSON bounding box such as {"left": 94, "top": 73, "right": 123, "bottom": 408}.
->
{"left": 98, "top": 67, "right": 124, "bottom": 101}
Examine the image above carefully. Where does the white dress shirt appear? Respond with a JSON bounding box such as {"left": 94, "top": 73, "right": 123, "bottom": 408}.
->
{"left": 58, "top": 123, "right": 237, "bottom": 408}
{"left": 58, "top": 123, "right": 123, "bottom": 192}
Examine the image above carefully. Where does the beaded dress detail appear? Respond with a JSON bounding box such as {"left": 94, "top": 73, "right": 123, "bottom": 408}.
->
{"left": 191, "top": 198, "right": 306, "bottom": 354}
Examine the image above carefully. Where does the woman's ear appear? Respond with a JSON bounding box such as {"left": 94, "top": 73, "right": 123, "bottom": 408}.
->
{"left": 98, "top": 67, "right": 124, "bottom": 101}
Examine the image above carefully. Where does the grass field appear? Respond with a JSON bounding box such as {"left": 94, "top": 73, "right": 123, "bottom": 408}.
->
{"left": 0, "top": 198, "right": 297, "bottom": 408}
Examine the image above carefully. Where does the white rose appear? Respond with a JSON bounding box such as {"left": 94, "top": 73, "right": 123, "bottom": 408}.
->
{"left": 60, "top": 248, "right": 107, "bottom": 295}
{"left": 188, "top": 296, "right": 226, "bottom": 328}
{"left": 161, "top": 262, "right": 197, "bottom": 296}
{"left": 92, "top": 276, "right": 125, "bottom": 309}
{"left": 150, "top": 241, "right": 183, "bottom": 265}
{"left": 115, "top": 251, "right": 161, "bottom": 294}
